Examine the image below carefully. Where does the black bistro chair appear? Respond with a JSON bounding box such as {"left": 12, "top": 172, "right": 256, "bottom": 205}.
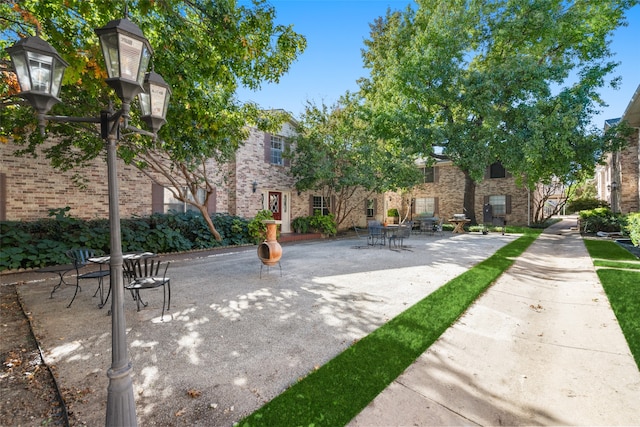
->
{"left": 66, "top": 248, "right": 110, "bottom": 308}
{"left": 388, "top": 224, "right": 412, "bottom": 250}
{"left": 123, "top": 258, "right": 171, "bottom": 320}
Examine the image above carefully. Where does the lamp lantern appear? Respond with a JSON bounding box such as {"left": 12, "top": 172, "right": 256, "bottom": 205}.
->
{"left": 139, "top": 70, "right": 171, "bottom": 134}
{"left": 95, "top": 17, "right": 152, "bottom": 105}
{"left": 6, "top": 35, "right": 68, "bottom": 116}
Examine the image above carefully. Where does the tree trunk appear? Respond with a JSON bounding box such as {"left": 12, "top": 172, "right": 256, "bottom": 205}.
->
{"left": 196, "top": 204, "right": 222, "bottom": 241}
{"left": 463, "top": 171, "right": 478, "bottom": 225}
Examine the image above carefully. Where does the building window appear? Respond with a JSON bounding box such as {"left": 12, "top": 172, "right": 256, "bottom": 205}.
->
{"left": 271, "top": 135, "right": 284, "bottom": 165}
{"left": 489, "top": 195, "right": 506, "bottom": 215}
{"left": 414, "top": 197, "right": 436, "bottom": 215}
{"left": 164, "top": 187, "right": 205, "bottom": 213}
{"left": 489, "top": 162, "right": 506, "bottom": 178}
{"left": 366, "top": 199, "right": 375, "bottom": 218}
{"left": 313, "top": 196, "right": 330, "bottom": 216}
{"left": 421, "top": 166, "right": 435, "bottom": 183}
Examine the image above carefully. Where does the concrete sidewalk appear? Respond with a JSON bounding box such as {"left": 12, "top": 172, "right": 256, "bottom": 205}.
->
{"left": 349, "top": 218, "right": 640, "bottom": 426}
{"left": 5, "top": 218, "right": 639, "bottom": 425}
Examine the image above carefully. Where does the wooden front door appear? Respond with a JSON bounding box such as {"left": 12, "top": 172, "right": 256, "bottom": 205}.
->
{"left": 268, "top": 192, "right": 282, "bottom": 220}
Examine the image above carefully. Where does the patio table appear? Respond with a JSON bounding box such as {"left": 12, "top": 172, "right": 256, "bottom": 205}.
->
{"left": 36, "top": 264, "right": 76, "bottom": 299}
{"left": 449, "top": 218, "right": 471, "bottom": 234}
{"left": 88, "top": 252, "right": 157, "bottom": 309}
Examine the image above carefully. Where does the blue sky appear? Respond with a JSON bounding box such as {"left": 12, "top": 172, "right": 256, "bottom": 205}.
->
{"left": 236, "top": 1, "right": 640, "bottom": 130}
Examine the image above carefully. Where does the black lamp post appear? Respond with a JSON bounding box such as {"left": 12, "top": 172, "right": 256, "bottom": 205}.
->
{"left": 7, "top": 16, "right": 170, "bottom": 427}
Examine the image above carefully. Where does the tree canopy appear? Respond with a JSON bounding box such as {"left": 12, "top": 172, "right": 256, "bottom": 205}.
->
{"left": 1, "top": 0, "right": 307, "bottom": 239}
{"left": 359, "top": 0, "right": 636, "bottom": 223}
{"left": 289, "top": 94, "right": 422, "bottom": 227}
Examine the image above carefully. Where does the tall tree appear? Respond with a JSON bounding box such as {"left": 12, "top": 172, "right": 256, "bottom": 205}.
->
{"left": 359, "top": 0, "right": 635, "bottom": 224}
{"left": 289, "top": 94, "right": 421, "bottom": 228}
{"left": 0, "top": 0, "right": 306, "bottom": 239}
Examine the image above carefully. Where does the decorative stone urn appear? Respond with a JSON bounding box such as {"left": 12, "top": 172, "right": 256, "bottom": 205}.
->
{"left": 257, "top": 220, "right": 282, "bottom": 266}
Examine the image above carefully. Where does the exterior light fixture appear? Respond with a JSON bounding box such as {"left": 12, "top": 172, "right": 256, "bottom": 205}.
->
{"left": 252, "top": 180, "right": 258, "bottom": 193}
{"left": 139, "top": 70, "right": 171, "bottom": 134}
{"left": 6, "top": 35, "right": 68, "bottom": 118}
{"left": 95, "top": 17, "right": 152, "bottom": 105}
{"left": 7, "top": 13, "right": 171, "bottom": 427}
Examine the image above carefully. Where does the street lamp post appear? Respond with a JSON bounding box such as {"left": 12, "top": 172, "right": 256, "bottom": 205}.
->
{"left": 7, "top": 15, "right": 171, "bottom": 427}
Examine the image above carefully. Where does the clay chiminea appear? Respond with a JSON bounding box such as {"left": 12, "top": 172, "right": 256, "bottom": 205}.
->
{"left": 257, "top": 220, "right": 282, "bottom": 266}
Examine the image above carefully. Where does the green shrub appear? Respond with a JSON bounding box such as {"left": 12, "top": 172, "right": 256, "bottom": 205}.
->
{"left": 309, "top": 211, "right": 337, "bottom": 236}
{"left": 387, "top": 208, "right": 399, "bottom": 218}
{"left": 247, "top": 210, "right": 275, "bottom": 244}
{"left": 291, "top": 216, "right": 311, "bottom": 234}
{"left": 566, "top": 198, "right": 608, "bottom": 213}
{"left": 1, "top": 210, "right": 253, "bottom": 272}
{"left": 579, "top": 207, "right": 626, "bottom": 233}
{"left": 626, "top": 212, "right": 640, "bottom": 247}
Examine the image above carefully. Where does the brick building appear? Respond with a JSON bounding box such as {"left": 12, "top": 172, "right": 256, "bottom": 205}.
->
{"left": 1, "top": 119, "right": 535, "bottom": 231}
{"left": 596, "top": 84, "right": 640, "bottom": 214}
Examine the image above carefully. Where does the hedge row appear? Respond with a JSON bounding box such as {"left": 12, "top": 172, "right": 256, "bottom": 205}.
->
{"left": 579, "top": 207, "right": 640, "bottom": 246}
{"left": 1, "top": 208, "right": 252, "bottom": 272}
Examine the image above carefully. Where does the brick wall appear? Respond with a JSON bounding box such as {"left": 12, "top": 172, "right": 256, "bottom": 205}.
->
{"left": 408, "top": 162, "right": 531, "bottom": 225}
{"left": 2, "top": 133, "right": 532, "bottom": 228}
{"left": 1, "top": 138, "right": 152, "bottom": 221}
{"left": 619, "top": 129, "right": 639, "bottom": 213}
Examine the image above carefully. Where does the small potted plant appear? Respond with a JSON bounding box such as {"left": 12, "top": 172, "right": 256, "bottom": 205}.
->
{"left": 387, "top": 208, "right": 399, "bottom": 225}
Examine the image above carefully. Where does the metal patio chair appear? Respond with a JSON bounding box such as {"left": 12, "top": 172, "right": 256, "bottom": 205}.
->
{"left": 388, "top": 224, "right": 412, "bottom": 250}
{"left": 123, "top": 257, "right": 171, "bottom": 321}
{"left": 65, "top": 248, "right": 110, "bottom": 308}
{"left": 367, "top": 220, "right": 386, "bottom": 247}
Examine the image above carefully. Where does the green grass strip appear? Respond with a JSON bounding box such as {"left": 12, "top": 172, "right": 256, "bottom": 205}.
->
{"left": 240, "top": 232, "right": 540, "bottom": 427}
{"left": 583, "top": 239, "right": 638, "bottom": 261}
{"left": 596, "top": 269, "right": 640, "bottom": 370}
{"left": 593, "top": 260, "right": 640, "bottom": 270}
{"left": 584, "top": 239, "right": 640, "bottom": 370}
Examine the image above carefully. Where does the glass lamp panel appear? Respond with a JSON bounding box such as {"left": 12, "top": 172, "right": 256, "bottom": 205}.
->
{"left": 11, "top": 54, "right": 31, "bottom": 91}
{"left": 27, "top": 52, "right": 53, "bottom": 93}
{"left": 99, "top": 32, "right": 120, "bottom": 78}
{"left": 50, "top": 59, "right": 65, "bottom": 97}
{"left": 117, "top": 33, "right": 143, "bottom": 81}
{"left": 149, "top": 83, "right": 167, "bottom": 118}
{"left": 139, "top": 91, "right": 151, "bottom": 116}
{"left": 137, "top": 46, "right": 151, "bottom": 86}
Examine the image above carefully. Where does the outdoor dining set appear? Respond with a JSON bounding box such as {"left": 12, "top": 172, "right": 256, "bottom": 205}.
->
{"left": 358, "top": 216, "right": 446, "bottom": 250}
{"left": 36, "top": 248, "right": 172, "bottom": 320}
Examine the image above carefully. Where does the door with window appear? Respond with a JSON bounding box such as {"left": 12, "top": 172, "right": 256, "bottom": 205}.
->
{"left": 268, "top": 192, "right": 282, "bottom": 220}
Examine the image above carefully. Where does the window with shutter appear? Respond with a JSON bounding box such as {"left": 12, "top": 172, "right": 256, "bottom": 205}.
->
{"left": 365, "top": 199, "right": 376, "bottom": 218}
{"left": 270, "top": 135, "right": 284, "bottom": 165}
{"left": 312, "top": 196, "right": 331, "bottom": 216}
{"left": 488, "top": 195, "right": 507, "bottom": 215}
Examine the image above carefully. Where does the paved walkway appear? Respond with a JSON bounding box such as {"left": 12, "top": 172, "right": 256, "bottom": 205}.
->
{"left": 4, "top": 217, "right": 639, "bottom": 425}
{"left": 349, "top": 218, "right": 640, "bottom": 426}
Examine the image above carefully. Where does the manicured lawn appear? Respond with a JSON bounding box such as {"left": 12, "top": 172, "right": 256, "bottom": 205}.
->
{"left": 584, "top": 239, "right": 640, "bottom": 371}
{"left": 239, "top": 232, "right": 540, "bottom": 427}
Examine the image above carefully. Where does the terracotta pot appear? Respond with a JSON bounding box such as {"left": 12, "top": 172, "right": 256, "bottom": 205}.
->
{"left": 257, "top": 220, "right": 282, "bottom": 266}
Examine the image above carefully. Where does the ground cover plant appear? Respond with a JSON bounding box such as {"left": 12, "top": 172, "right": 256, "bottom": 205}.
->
{"left": 583, "top": 239, "right": 640, "bottom": 370}
{"left": 0, "top": 209, "right": 252, "bottom": 271}
{"left": 240, "top": 231, "right": 541, "bottom": 427}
